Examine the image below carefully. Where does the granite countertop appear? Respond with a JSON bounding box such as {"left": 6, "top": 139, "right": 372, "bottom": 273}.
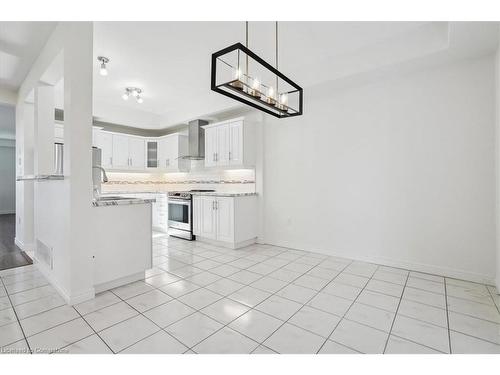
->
{"left": 189, "top": 192, "right": 257, "bottom": 197}
{"left": 102, "top": 190, "right": 167, "bottom": 195}
{"left": 92, "top": 196, "right": 156, "bottom": 207}
{"left": 17, "top": 174, "right": 65, "bottom": 181}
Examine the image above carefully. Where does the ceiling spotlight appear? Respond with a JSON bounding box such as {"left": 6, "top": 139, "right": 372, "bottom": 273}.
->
{"left": 123, "top": 87, "right": 143, "bottom": 103}
{"left": 97, "top": 56, "right": 109, "bottom": 76}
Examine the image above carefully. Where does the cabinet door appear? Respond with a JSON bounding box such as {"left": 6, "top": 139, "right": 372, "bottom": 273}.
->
{"left": 204, "top": 127, "right": 218, "bottom": 167}
{"left": 166, "top": 135, "right": 179, "bottom": 171}
{"left": 216, "top": 197, "right": 234, "bottom": 242}
{"left": 192, "top": 196, "right": 202, "bottom": 236}
{"left": 97, "top": 132, "right": 113, "bottom": 168}
{"left": 146, "top": 140, "right": 159, "bottom": 168}
{"left": 199, "top": 196, "right": 217, "bottom": 239}
{"left": 129, "top": 137, "right": 145, "bottom": 169}
{"left": 112, "top": 134, "right": 130, "bottom": 169}
{"left": 216, "top": 124, "right": 230, "bottom": 166}
{"left": 229, "top": 120, "right": 243, "bottom": 166}
{"left": 159, "top": 136, "right": 175, "bottom": 170}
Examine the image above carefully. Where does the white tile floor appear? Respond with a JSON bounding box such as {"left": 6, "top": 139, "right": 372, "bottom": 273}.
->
{"left": 1, "top": 233, "right": 500, "bottom": 354}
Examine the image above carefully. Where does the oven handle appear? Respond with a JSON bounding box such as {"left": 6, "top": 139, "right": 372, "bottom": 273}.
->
{"left": 168, "top": 199, "right": 191, "bottom": 205}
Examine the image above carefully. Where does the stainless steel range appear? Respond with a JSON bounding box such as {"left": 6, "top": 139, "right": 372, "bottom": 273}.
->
{"left": 168, "top": 190, "right": 215, "bottom": 240}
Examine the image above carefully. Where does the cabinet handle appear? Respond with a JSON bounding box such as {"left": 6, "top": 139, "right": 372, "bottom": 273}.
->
{"left": 110, "top": 157, "right": 113, "bottom": 165}
{"left": 212, "top": 200, "right": 215, "bottom": 210}
{"left": 213, "top": 153, "right": 216, "bottom": 162}
{"left": 215, "top": 153, "right": 218, "bottom": 162}
{"left": 216, "top": 200, "right": 218, "bottom": 210}
{"left": 229, "top": 151, "right": 231, "bottom": 160}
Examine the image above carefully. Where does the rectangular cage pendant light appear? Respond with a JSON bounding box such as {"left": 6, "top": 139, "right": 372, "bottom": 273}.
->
{"left": 211, "top": 42, "right": 303, "bottom": 118}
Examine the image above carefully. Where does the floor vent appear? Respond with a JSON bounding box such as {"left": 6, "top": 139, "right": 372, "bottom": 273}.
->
{"left": 36, "top": 239, "right": 53, "bottom": 270}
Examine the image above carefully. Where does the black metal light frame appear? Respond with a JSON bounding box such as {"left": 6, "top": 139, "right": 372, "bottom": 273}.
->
{"left": 211, "top": 42, "right": 303, "bottom": 118}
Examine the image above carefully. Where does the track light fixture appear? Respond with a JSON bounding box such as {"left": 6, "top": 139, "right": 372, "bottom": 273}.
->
{"left": 122, "top": 87, "right": 144, "bottom": 103}
{"left": 97, "top": 56, "right": 110, "bottom": 76}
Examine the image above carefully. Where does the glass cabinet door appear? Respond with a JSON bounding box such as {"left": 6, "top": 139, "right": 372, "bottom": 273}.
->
{"left": 147, "top": 141, "right": 158, "bottom": 168}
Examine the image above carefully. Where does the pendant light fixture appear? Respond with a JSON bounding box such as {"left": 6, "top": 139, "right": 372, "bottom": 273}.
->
{"left": 211, "top": 22, "right": 303, "bottom": 118}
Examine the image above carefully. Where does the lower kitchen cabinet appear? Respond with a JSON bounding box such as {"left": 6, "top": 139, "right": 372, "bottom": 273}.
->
{"left": 193, "top": 195, "right": 257, "bottom": 249}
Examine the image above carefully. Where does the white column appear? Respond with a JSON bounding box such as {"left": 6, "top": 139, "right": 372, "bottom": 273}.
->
{"left": 34, "top": 84, "right": 55, "bottom": 175}
{"left": 64, "top": 22, "right": 95, "bottom": 302}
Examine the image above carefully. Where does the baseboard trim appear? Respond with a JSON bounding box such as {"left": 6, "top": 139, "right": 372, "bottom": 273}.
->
{"left": 14, "top": 237, "right": 34, "bottom": 252}
{"left": 94, "top": 272, "right": 144, "bottom": 294}
{"left": 265, "top": 238, "right": 496, "bottom": 286}
{"left": 33, "top": 256, "right": 95, "bottom": 305}
{"left": 196, "top": 236, "right": 257, "bottom": 249}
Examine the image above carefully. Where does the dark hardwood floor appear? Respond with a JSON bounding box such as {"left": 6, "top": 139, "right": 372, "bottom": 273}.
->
{"left": 0, "top": 214, "right": 32, "bottom": 271}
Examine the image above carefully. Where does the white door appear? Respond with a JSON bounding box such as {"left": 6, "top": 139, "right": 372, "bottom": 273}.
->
{"left": 128, "top": 137, "right": 145, "bottom": 169}
{"left": 229, "top": 120, "right": 243, "bottom": 166}
{"left": 112, "top": 134, "right": 130, "bottom": 169}
{"left": 216, "top": 197, "right": 234, "bottom": 242}
{"left": 97, "top": 132, "right": 113, "bottom": 168}
{"left": 204, "top": 127, "right": 218, "bottom": 167}
{"left": 199, "top": 196, "right": 217, "bottom": 239}
{"left": 216, "top": 124, "right": 230, "bottom": 166}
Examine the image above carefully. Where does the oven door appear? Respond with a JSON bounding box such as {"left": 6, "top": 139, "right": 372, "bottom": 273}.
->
{"left": 168, "top": 198, "right": 191, "bottom": 231}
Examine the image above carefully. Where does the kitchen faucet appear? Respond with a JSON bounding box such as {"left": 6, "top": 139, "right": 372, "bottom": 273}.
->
{"left": 92, "top": 165, "right": 108, "bottom": 182}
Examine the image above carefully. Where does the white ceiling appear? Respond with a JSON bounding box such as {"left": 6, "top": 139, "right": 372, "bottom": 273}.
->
{"left": 0, "top": 22, "right": 57, "bottom": 91}
{"left": 1, "top": 22, "right": 499, "bottom": 130}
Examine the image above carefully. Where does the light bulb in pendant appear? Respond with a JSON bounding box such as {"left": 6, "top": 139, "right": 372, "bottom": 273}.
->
{"left": 280, "top": 93, "right": 288, "bottom": 105}
{"left": 137, "top": 96, "right": 143, "bottom": 104}
{"left": 267, "top": 86, "right": 274, "bottom": 98}
{"left": 234, "top": 68, "right": 242, "bottom": 80}
{"left": 122, "top": 92, "right": 129, "bottom": 101}
{"left": 252, "top": 78, "right": 260, "bottom": 90}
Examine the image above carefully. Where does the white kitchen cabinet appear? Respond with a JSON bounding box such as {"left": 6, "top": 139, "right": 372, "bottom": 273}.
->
{"left": 193, "top": 194, "right": 256, "bottom": 249}
{"left": 203, "top": 117, "right": 254, "bottom": 168}
{"left": 158, "top": 134, "right": 189, "bottom": 172}
{"left": 96, "top": 131, "right": 113, "bottom": 168}
{"left": 146, "top": 140, "right": 159, "bottom": 169}
{"left": 204, "top": 127, "right": 218, "bottom": 168}
{"left": 112, "top": 134, "right": 130, "bottom": 169}
{"left": 229, "top": 120, "right": 243, "bottom": 165}
{"left": 198, "top": 195, "right": 217, "bottom": 239}
{"left": 128, "top": 137, "right": 145, "bottom": 169}
{"left": 215, "top": 197, "right": 234, "bottom": 242}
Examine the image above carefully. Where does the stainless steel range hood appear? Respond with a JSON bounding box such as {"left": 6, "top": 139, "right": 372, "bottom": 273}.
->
{"left": 181, "top": 119, "right": 208, "bottom": 160}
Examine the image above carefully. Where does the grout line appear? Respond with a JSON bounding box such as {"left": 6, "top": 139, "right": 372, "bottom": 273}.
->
{"left": 382, "top": 271, "right": 410, "bottom": 354}
{"left": 315, "top": 264, "right": 380, "bottom": 354}
{"left": 0, "top": 276, "right": 33, "bottom": 353}
{"left": 443, "top": 279, "right": 453, "bottom": 354}
{"left": 72, "top": 306, "right": 116, "bottom": 354}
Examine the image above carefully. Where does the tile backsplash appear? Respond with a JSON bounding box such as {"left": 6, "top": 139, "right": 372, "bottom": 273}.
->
{"left": 102, "top": 168, "right": 256, "bottom": 194}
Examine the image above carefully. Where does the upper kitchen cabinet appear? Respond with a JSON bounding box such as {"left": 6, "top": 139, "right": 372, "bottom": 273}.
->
{"left": 158, "top": 134, "right": 189, "bottom": 172}
{"left": 145, "top": 140, "right": 159, "bottom": 169}
{"left": 203, "top": 117, "right": 255, "bottom": 168}
{"left": 95, "top": 132, "right": 145, "bottom": 171}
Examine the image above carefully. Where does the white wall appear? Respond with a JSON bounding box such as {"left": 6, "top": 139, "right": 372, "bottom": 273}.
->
{"left": 262, "top": 56, "right": 496, "bottom": 284}
{"left": 495, "top": 40, "right": 500, "bottom": 291}
{"left": 0, "top": 146, "right": 15, "bottom": 214}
